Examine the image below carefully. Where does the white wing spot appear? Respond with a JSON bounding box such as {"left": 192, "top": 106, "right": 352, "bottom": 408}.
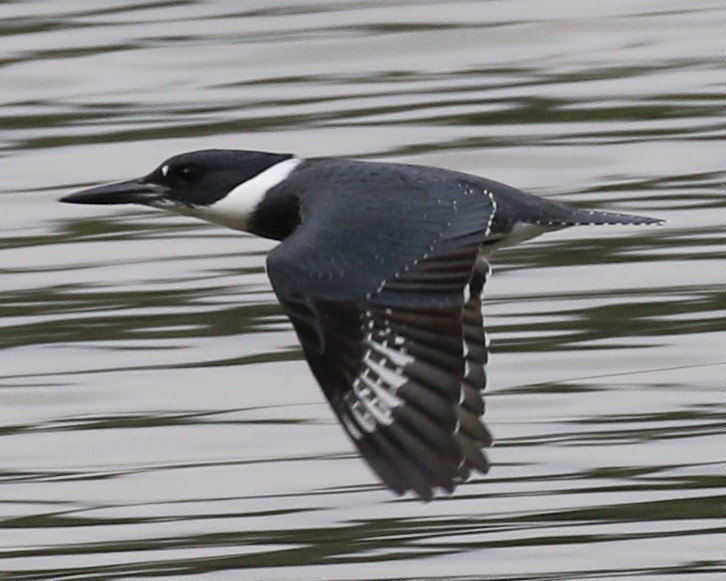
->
{"left": 340, "top": 410, "right": 364, "bottom": 440}
{"left": 343, "top": 313, "right": 417, "bottom": 436}
{"left": 347, "top": 395, "right": 378, "bottom": 433}
{"left": 483, "top": 189, "right": 497, "bottom": 237}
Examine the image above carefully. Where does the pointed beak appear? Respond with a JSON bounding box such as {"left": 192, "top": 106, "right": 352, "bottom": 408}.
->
{"left": 59, "top": 179, "right": 168, "bottom": 205}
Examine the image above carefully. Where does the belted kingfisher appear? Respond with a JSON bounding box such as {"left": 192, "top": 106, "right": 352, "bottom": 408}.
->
{"left": 61, "top": 149, "right": 662, "bottom": 499}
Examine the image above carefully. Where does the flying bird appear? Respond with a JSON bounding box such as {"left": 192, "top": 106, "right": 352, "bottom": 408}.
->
{"left": 61, "top": 150, "right": 661, "bottom": 499}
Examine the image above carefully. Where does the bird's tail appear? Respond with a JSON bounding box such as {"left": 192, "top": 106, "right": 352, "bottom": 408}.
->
{"left": 482, "top": 179, "right": 664, "bottom": 228}
{"left": 565, "top": 208, "right": 664, "bottom": 226}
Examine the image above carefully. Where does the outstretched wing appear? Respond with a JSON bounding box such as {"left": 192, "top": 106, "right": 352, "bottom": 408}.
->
{"left": 266, "top": 163, "right": 496, "bottom": 499}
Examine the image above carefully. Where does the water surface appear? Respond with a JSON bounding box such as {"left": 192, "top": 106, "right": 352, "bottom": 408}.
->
{"left": 1, "top": 1, "right": 725, "bottom": 578}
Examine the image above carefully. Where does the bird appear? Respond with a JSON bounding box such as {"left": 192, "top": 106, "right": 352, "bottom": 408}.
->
{"left": 60, "top": 149, "right": 662, "bottom": 500}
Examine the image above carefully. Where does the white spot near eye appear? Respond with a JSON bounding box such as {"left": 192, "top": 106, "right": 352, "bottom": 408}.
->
{"left": 161, "top": 165, "right": 169, "bottom": 177}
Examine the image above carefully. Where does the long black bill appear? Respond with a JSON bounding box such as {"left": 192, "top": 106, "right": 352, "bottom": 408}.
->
{"left": 60, "top": 179, "right": 167, "bottom": 205}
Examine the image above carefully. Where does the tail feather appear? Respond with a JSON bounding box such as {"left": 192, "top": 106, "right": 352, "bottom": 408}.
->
{"left": 484, "top": 180, "right": 664, "bottom": 228}
{"left": 565, "top": 208, "right": 664, "bottom": 226}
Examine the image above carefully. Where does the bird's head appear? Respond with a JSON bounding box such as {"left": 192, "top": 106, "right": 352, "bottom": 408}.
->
{"left": 60, "top": 149, "right": 300, "bottom": 234}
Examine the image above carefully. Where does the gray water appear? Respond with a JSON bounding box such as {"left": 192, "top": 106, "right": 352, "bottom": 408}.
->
{"left": 1, "top": 1, "right": 725, "bottom": 578}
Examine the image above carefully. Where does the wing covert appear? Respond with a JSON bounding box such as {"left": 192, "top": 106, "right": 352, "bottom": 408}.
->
{"left": 266, "top": 164, "right": 497, "bottom": 498}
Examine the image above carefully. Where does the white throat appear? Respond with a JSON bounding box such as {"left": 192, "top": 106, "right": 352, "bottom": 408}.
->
{"left": 179, "top": 157, "right": 302, "bottom": 232}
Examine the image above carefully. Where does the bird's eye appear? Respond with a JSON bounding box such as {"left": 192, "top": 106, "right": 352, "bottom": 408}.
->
{"left": 177, "top": 164, "right": 201, "bottom": 184}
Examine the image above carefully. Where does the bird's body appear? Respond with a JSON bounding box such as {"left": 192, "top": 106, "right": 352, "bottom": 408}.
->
{"left": 61, "top": 150, "right": 661, "bottom": 499}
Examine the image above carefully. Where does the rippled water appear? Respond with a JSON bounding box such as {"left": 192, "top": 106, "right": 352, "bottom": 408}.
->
{"left": 2, "top": 1, "right": 725, "bottom": 578}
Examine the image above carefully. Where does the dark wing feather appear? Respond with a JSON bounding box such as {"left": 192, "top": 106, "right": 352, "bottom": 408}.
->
{"left": 266, "top": 161, "right": 496, "bottom": 498}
